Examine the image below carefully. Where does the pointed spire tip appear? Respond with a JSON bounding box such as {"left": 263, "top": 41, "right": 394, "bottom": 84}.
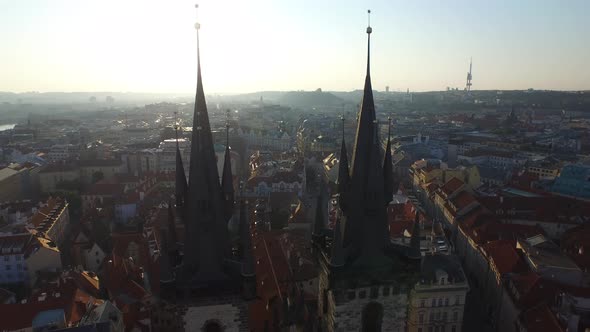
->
{"left": 194, "top": 4, "right": 201, "bottom": 30}
{"left": 366, "top": 9, "right": 372, "bottom": 34}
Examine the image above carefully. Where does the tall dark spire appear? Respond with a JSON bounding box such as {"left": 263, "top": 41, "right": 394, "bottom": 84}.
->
{"left": 221, "top": 110, "right": 235, "bottom": 219}
{"left": 362, "top": 119, "right": 388, "bottom": 247}
{"left": 312, "top": 187, "right": 325, "bottom": 239}
{"left": 159, "top": 229, "right": 174, "bottom": 283}
{"left": 349, "top": 9, "right": 378, "bottom": 191}
{"left": 365, "top": 119, "right": 385, "bottom": 211}
{"left": 383, "top": 116, "right": 394, "bottom": 204}
{"left": 184, "top": 5, "right": 228, "bottom": 280}
{"left": 167, "top": 200, "right": 178, "bottom": 253}
{"left": 239, "top": 183, "right": 255, "bottom": 300}
{"left": 337, "top": 115, "right": 350, "bottom": 197}
{"left": 330, "top": 216, "right": 345, "bottom": 267}
{"left": 174, "top": 113, "right": 187, "bottom": 208}
{"left": 366, "top": 10, "right": 372, "bottom": 75}
{"left": 409, "top": 208, "right": 422, "bottom": 259}
{"left": 339, "top": 10, "right": 391, "bottom": 267}
{"left": 240, "top": 200, "right": 255, "bottom": 278}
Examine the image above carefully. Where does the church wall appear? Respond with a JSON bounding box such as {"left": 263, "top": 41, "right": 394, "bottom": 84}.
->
{"left": 182, "top": 296, "right": 249, "bottom": 332}
{"left": 332, "top": 286, "right": 408, "bottom": 331}
{"left": 319, "top": 268, "right": 409, "bottom": 332}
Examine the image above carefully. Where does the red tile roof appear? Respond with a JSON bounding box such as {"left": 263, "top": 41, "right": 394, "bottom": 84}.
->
{"left": 481, "top": 240, "right": 528, "bottom": 275}
{"left": 508, "top": 272, "right": 560, "bottom": 309}
{"left": 28, "top": 197, "right": 67, "bottom": 229}
{"left": 440, "top": 177, "right": 464, "bottom": 196}
{"left": 111, "top": 231, "right": 149, "bottom": 266}
{"left": 0, "top": 282, "right": 97, "bottom": 331}
{"left": 520, "top": 303, "right": 564, "bottom": 332}
{"left": 422, "top": 182, "right": 440, "bottom": 195}
{"left": 478, "top": 223, "right": 544, "bottom": 247}
{"left": 450, "top": 191, "right": 477, "bottom": 211}
{"left": 388, "top": 201, "right": 428, "bottom": 238}
{"left": 478, "top": 196, "right": 590, "bottom": 224}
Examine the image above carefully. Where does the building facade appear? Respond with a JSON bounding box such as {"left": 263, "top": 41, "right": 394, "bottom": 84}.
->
{"left": 0, "top": 234, "right": 31, "bottom": 285}
{"left": 408, "top": 255, "right": 469, "bottom": 332}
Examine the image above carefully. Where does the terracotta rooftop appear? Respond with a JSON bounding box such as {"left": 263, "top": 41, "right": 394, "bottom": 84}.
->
{"left": 481, "top": 240, "right": 527, "bottom": 275}
{"left": 520, "top": 303, "right": 564, "bottom": 332}
{"left": 440, "top": 177, "right": 464, "bottom": 196}
{"left": 462, "top": 210, "right": 545, "bottom": 246}
{"left": 450, "top": 191, "right": 477, "bottom": 211}
{"left": 421, "top": 181, "right": 439, "bottom": 195}
{"left": 508, "top": 272, "right": 558, "bottom": 308}
{"left": 478, "top": 195, "right": 590, "bottom": 224}
{"left": 28, "top": 197, "right": 67, "bottom": 231}
{"left": 111, "top": 231, "right": 149, "bottom": 266}
{"left": 0, "top": 282, "right": 97, "bottom": 331}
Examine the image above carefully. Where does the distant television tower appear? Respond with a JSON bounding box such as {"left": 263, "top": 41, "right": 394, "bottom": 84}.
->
{"left": 465, "top": 57, "right": 473, "bottom": 93}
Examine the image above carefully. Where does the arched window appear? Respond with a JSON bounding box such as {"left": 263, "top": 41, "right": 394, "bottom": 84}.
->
{"left": 362, "top": 302, "right": 383, "bottom": 332}
{"left": 203, "top": 320, "right": 222, "bottom": 332}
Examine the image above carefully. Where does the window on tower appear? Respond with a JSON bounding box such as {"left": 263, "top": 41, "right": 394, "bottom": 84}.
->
{"left": 203, "top": 320, "right": 222, "bottom": 332}
{"left": 362, "top": 302, "right": 383, "bottom": 332}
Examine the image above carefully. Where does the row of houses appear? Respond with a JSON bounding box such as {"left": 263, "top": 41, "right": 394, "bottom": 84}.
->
{"left": 422, "top": 172, "right": 590, "bottom": 331}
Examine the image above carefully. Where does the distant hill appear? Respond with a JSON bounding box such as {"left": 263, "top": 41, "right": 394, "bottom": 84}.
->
{"left": 278, "top": 90, "right": 344, "bottom": 108}
{"left": 2, "top": 89, "right": 588, "bottom": 112}
{"left": 213, "top": 91, "right": 286, "bottom": 103}
{"left": 330, "top": 90, "right": 406, "bottom": 103}
{"left": 0, "top": 91, "right": 189, "bottom": 105}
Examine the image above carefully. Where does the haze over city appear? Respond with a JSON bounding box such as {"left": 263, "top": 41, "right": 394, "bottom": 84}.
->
{"left": 2, "top": 0, "right": 589, "bottom": 94}
{"left": 1, "top": 2, "right": 590, "bottom": 332}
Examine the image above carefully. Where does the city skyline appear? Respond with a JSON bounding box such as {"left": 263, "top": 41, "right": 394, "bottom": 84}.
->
{"left": 1, "top": 2, "right": 590, "bottom": 330}
{"left": 2, "top": 0, "right": 589, "bottom": 94}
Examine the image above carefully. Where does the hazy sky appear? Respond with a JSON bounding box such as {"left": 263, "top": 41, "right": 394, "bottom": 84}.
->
{"left": 1, "top": 0, "right": 589, "bottom": 93}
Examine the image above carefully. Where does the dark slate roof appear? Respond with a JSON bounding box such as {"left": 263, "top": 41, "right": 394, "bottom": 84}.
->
{"left": 419, "top": 254, "right": 466, "bottom": 284}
